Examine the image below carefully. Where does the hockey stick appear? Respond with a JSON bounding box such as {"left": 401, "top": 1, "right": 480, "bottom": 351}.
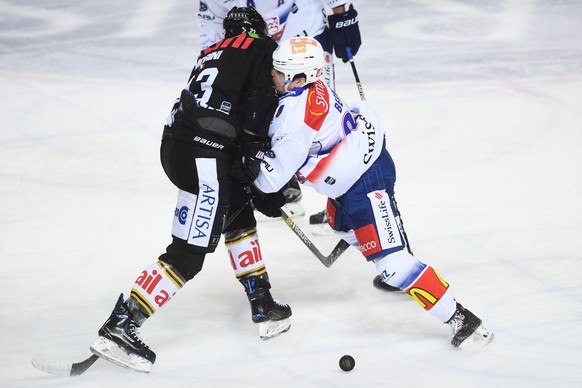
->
{"left": 346, "top": 47, "right": 366, "bottom": 101}
{"left": 32, "top": 353, "right": 99, "bottom": 377}
{"left": 280, "top": 208, "right": 350, "bottom": 268}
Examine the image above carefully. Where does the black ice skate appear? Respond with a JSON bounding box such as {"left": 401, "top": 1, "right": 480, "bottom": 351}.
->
{"left": 372, "top": 274, "right": 401, "bottom": 292}
{"left": 281, "top": 178, "right": 305, "bottom": 217}
{"left": 249, "top": 290, "right": 292, "bottom": 340}
{"left": 309, "top": 209, "right": 327, "bottom": 224}
{"left": 447, "top": 302, "right": 494, "bottom": 352}
{"left": 90, "top": 293, "right": 155, "bottom": 372}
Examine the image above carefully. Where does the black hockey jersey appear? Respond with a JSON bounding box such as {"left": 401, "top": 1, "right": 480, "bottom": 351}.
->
{"left": 172, "top": 32, "right": 278, "bottom": 143}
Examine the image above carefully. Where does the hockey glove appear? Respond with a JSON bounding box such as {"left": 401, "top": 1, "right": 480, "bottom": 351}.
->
{"left": 230, "top": 139, "right": 270, "bottom": 186}
{"left": 328, "top": 4, "right": 361, "bottom": 63}
{"left": 251, "top": 187, "right": 286, "bottom": 218}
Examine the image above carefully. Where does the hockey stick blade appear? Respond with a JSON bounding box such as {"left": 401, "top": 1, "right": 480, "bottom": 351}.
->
{"left": 32, "top": 353, "right": 99, "bottom": 377}
{"left": 280, "top": 209, "right": 350, "bottom": 267}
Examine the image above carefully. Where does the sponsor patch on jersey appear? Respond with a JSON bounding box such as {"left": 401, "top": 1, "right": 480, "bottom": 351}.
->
{"left": 304, "top": 81, "right": 329, "bottom": 131}
{"left": 190, "top": 160, "right": 219, "bottom": 247}
{"left": 355, "top": 223, "right": 382, "bottom": 256}
{"left": 171, "top": 159, "right": 219, "bottom": 248}
{"left": 367, "top": 190, "right": 403, "bottom": 251}
{"left": 172, "top": 191, "right": 197, "bottom": 240}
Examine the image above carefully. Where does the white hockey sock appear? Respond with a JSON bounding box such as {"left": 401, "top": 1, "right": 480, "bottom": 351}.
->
{"left": 225, "top": 228, "right": 267, "bottom": 280}
{"left": 130, "top": 261, "right": 185, "bottom": 317}
{"left": 404, "top": 265, "right": 456, "bottom": 322}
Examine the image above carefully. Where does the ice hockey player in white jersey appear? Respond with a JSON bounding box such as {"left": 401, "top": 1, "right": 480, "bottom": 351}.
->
{"left": 243, "top": 37, "right": 494, "bottom": 351}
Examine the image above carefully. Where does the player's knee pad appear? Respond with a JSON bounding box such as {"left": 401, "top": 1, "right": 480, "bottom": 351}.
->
{"left": 128, "top": 260, "right": 187, "bottom": 321}
{"left": 224, "top": 227, "right": 266, "bottom": 280}
{"left": 158, "top": 237, "right": 206, "bottom": 281}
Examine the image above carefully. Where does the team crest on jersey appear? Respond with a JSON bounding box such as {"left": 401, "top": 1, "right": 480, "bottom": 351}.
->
{"left": 304, "top": 81, "right": 329, "bottom": 131}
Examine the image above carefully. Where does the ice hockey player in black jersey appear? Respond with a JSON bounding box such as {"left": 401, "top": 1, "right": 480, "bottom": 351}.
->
{"left": 90, "top": 6, "right": 291, "bottom": 373}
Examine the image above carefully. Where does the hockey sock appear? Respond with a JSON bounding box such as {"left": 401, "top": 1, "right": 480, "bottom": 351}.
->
{"left": 403, "top": 265, "right": 456, "bottom": 322}
{"left": 225, "top": 227, "right": 267, "bottom": 281}
{"left": 127, "top": 260, "right": 186, "bottom": 324}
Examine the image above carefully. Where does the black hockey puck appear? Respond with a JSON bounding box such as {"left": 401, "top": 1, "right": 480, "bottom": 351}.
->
{"left": 339, "top": 355, "right": 355, "bottom": 371}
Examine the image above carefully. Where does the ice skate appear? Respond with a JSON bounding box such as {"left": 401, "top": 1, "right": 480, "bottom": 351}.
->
{"left": 309, "top": 209, "right": 327, "bottom": 224}
{"left": 250, "top": 290, "right": 292, "bottom": 340}
{"left": 447, "top": 302, "right": 494, "bottom": 352}
{"left": 90, "top": 294, "right": 155, "bottom": 372}
{"left": 281, "top": 179, "right": 305, "bottom": 217}
{"left": 372, "top": 275, "right": 401, "bottom": 292}
{"left": 281, "top": 201, "right": 305, "bottom": 218}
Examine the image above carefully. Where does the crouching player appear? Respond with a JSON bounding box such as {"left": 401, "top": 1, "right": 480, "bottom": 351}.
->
{"left": 241, "top": 37, "right": 494, "bottom": 351}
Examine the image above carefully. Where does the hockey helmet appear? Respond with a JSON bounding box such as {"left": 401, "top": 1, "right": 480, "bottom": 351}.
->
{"left": 272, "top": 37, "right": 324, "bottom": 85}
{"left": 223, "top": 6, "right": 269, "bottom": 38}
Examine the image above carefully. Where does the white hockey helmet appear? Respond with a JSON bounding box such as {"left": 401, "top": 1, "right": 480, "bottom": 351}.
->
{"left": 273, "top": 37, "right": 324, "bottom": 85}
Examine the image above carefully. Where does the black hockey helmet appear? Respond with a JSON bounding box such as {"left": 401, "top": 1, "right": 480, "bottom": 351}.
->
{"left": 223, "top": 6, "right": 269, "bottom": 38}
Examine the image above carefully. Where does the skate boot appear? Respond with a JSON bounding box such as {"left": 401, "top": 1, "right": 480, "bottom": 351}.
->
{"left": 250, "top": 290, "right": 292, "bottom": 340}
{"left": 372, "top": 275, "right": 401, "bottom": 292}
{"left": 240, "top": 273, "right": 292, "bottom": 340}
{"left": 309, "top": 209, "right": 327, "bottom": 224}
{"left": 281, "top": 178, "right": 305, "bottom": 217}
{"left": 446, "top": 302, "right": 494, "bottom": 352}
{"left": 90, "top": 294, "right": 155, "bottom": 372}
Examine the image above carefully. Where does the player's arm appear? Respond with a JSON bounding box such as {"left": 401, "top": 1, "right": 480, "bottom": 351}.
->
{"left": 253, "top": 123, "right": 314, "bottom": 194}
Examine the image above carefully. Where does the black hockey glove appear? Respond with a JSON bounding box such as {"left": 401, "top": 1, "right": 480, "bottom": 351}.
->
{"left": 251, "top": 186, "right": 286, "bottom": 218}
{"left": 328, "top": 4, "right": 361, "bottom": 63}
{"left": 230, "top": 139, "right": 270, "bottom": 186}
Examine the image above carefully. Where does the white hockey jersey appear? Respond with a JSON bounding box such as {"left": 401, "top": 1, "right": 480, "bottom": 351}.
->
{"left": 198, "top": 0, "right": 349, "bottom": 49}
{"left": 254, "top": 80, "right": 386, "bottom": 198}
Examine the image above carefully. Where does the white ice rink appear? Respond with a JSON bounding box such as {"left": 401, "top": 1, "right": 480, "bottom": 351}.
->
{"left": 1, "top": 1, "right": 581, "bottom": 387}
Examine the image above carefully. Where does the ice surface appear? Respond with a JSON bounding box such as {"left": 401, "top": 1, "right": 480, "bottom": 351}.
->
{"left": 1, "top": 1, "right": 581, "bottom": 387}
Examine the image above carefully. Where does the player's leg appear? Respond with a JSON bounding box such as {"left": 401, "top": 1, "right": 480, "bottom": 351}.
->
{"left": 224, "top": 187, "right": 292, "bottom": 340}
{"left": 374, "top": 250, "right": 493, "bottom": 350}
{"left": 91, "top": 142, "right": 229, "bottom": 371}
{"left": 336, "top": 150, "right": 493, "bottom": 350}
{"left": 372, "top": 196, "right": 412, "bottom": 292}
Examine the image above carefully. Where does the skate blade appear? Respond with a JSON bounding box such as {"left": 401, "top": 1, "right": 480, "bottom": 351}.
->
{"left": 90, "top": 337, "right": 152, "bottom": 373}
{"left": 259, "top": 318, "right": 291, "bottom": 340}
{"left": 310, "top": 224, "right": 334, "bottom": 236}
{"left": 458, "top": 324, "right": 494, "bottom": 352}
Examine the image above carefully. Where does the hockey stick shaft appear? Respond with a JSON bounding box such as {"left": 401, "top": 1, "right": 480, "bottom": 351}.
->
{"left": 346, "top": 47, "right": 366, "bottom": 101}
{"left": 280, "top": 208, "right": 350, "bottom": 268}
